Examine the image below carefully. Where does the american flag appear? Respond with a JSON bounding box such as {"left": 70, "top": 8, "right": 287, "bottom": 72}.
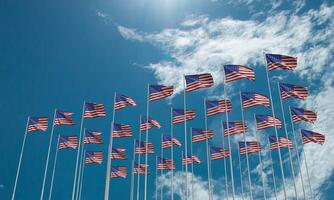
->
{"left": 134, "top": 163, "right": 149, "bottom": 174}
{"left": 290, "top": 107, "right": 317, "bottom": 123}
{"left": 185, "top": 73, "right": 214, "bottom": 92}
{"left": 112, "top": 123, "right": 132, "bottom": 138}
{"left": 110, "top": 166, "right": 127, "bottom": 178}
{"left": 224, "top": 65, "right": 255, "bottom": 83}
{"left": 239, "top": 141, "right": 261, "bottom": 155}
{"left": 114, "top": 94, "right": 137, "bottom": 110}
{"left": 256, "top": 114, "right": 282, "bottom": 130}
{"left": 84, "top": 130, "right": 103, "bottom": 144}
{"left": 265, "top": 53, "right": 297, "bottom": 71}
{"left": 83, "top": 102, "right": 106, "bottom": 118}
{"left": 135, "top": 140, "right": 154, "bottom": 154}
{"left": 223, "top": 121, "right": 247, "bottom": 136}
{"left": 27, "top": 117, "right": 48, "bottom": 132}
{"left": 58, "top": 136, "right": 78, "bottom": 149}
{"left": 140, "top": 116, "right": 161, "bottom": 131}
{"left": 241, "top": 92, "right": 270, "bottom": 108}
{"left": 172, "top": 109, "right": 196, "bottom": 124}
{"left": 110, "top": 148, "right": 127, "bottom": 160}
{"left": 210, "top": 146, "right": 230, "bottom": 160}
{"left": 157, "top": 157, "right": 175, "bottom": 170}
{"left": 279, "top": 83, "right": 308, "bottom": 100}
{"left": 85, "top": 151, "right": 103, "bottom": 164}
{"left": 206, "top": 99, "right": 232, "bottom": 116}
{"left": 54, "top": 110, "right": 74, "bottom": 126}
{"left": 162, "top": 134, "right": 182, "bottom": 149}
{"left": 301, "top": 129, "right": 325, "bottom": 145}
{"left": 191, "top": 128, "right": 214, "bottom": 143}
{"left": 269, "top": 136, "right": 293, "bottom": 150}
{"left": 149, "top": 85, "right": 174, "bottom": 101}
{"left": 182, "top": 154, "right": 201, "bottom": 165}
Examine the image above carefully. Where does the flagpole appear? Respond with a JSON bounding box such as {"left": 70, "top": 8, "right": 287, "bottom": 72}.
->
{"left": 181, "top": 151, "right": 184, "bottom": 200}
{"left": 221, "top": 123, "right": 229, "bottom": 200}
{"left": 130, "top": 141, "right": 135, "bottom": 200}
{"left": 237, "top": 147, "right": 245, "bottom": 200}
{"left": 288, "top": 108, "right": 312, "bottom": 199}
{"left": 239, "top": 92, "right": 253, "bottom": 200}
{"left": 277, "top": 83, "right": 299, "bottom": 200}
{"left": 78, "top": 149, "right": 86, "bottom": 200}
{"left": 190, "top": 132, "right": 194, "bottom": 200}
{"left": 144, "top": 84, "right": 150, "bottom": 200}
{"left": 48, "top": 135, "right": 60, "bottom": 200}
{"left": 136, "top": 116, "right": 143, "bottom": 200}
{"left": 160, "top": 134, "right": 163, "bottom": 200}
{"left": 41, "top": 109, "right": 57, "bottom": 200}
{"left": 105, "top": 93, "right": 117, "bottom": 200}
{"left": 75, "top": 129, "right": 85, "bottom": 200}
{"left": 263, "top": 55, "right": 287, "bottom": 199}
{"left": 203, "top": 99, "right": 213, "bottom": 200}
{"left": 155, "top": 156, "right": 158, "bottom": 200}
{"left": 72, "top": 102, "right": 86, "bottom": 200}
{"left": 183, "top": 76, "right": 189, "bottom": 200}
{"left": 268, "top": 137, "right": 278, "bottom": 200}
{"left": 170, "top": 107, "right": 174, "bottom": 200}
{"left": 223, "top": 85, "right": 235, "bottom": 200}
{"left": 11, "top": 116, "right": 30, "bottom": 200}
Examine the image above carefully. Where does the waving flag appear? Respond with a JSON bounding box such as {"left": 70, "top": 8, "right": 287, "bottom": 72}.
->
{"left": 149, "top": 85, "right": 174, "bottom": 101}
{"left": 112, "top": 123, "right": 132, "bottom": 138}
{"left": 291, "top": 107, "right": 317, "bottom": 123}
{"left": 239, "top": 141, "right": 261, "bottom": 155}
{"left": 265, "top": 53, "right": 297, "bottom": 71}
{"left": 185, "top": 73, "right": 214, "bottom": 92}
{"left": 134, "top": 163, "right": 149, "bottom": 174}
{"left": 301, "top": 129, "right": 325, "bottom": 145}
{"left": 114, "top": 94, "right": 137, "bottom": 110}
{"left": 182, "top": 154, "right": 201, "bottom": 165}
{"left": 111, "top": 166, "right": 127, "bottom": 178}
{"left": 241, "top": 92, "right": 270, "bottom": 108}
{"left": 157, "top": 157, "right": 175, "bottom": 170}
{"left": 54, "top": 110, "right": 74, "bottom": 126}
{"left": 256, "top": 114, "right": 281, "bottom": 130}
{"left": 224, "top": 65, "right": 255, "bottom": 83}
{"left": 223, "top": 121, "right": 247, "bottom": 136}
{"left": 84, "top": 130, "right": 103, "bottom": 144}
{"left": 110, "top": 148, "right": 127, "bottom": 160}
{"left": 83, "top": 102, "right": 106, "bottom": 118}
{"left": 140, "top": 116, "right": 161, "bottom": 131}
{"left": 172, "top": 109, "right": 196, "bottom": 124}
{"left": 135, "top": 140, "right": 154, "bottom": 154}
{"left": 85, "top": 151, "right": 103, "bottom": 164}
{"left": 27, "top": 117, "right": 48, "bottom": 132}
{"left": 206, "top": 99, "right": 232, "bottom": 116}
{"left": 210, "top": 146, "right": 230, "bottom": 160}
{"left": 269, "top": 136, "right": 293, "bottom": 150}
{"left": 279, "top": 83, "right": 308, "bottom": 100}
{"left": 58, "top": 136, "right": 78, "bottom": 149}
{"left": 191, "top": 128, "right": 214, "bottom": 142}
{"left": 162, "top": 134, "right": 182, "bottom": 149}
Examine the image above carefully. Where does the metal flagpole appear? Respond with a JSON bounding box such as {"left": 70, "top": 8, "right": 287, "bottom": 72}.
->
{"left": 11, "top": 116, "right": 30, "bottom": 200}
{"left": 277, "top": 83, "right": 299, "bottom": 200}
{"left": 76, "top": 128, "right": 86, "bottom": 200}
{"left": 181, "top": 151, "right": 184, "bottom": 200}
{"left": 78, "top": 150, "right": 86, "bottom": 200}
{"left": 253, "top": 114, "right": 266, "bottom": 200}
{"left": 208, "top": 150, "right": 215, "bottom": 199}
{"left": 48, "top": 135, "right": 60, "bottom": 200}
{"left": 183, "top": 77, "right": 189, "bottom": 200}
{"left": 203, "top": 99, "right": 213, "bottom": 200}
{"left": 288, "top": 108, "right": 312, "bottom": 199}
{"left": 105, "top": 93, "right": 117, "bottom": 200}
{"left": 170, "top": 107, "right": 174, "bottom": 200}
{"left": 237, "top": 147, "right": 245, "bottom": 200}
{"left": 263, "top": 55, "right": 287, "bottom": 199}
{"left": 155, "top": 156, "right": 158, "bottom": 200}
{"left": 136, "top": 116, "right": 143, "bottom": 200}
{"left": 239, "top": 92, "right": 253, "bottom": 200}
{"left": 144, "top": 84, "right": 150, "bottom": 200}
{"left": 72, "top": 102, "right": 86, "bottom": 200}
{"left": 41, "top": 109, "right": 57, "bottom": 200}
{"left": 221, "top": 124, "right": 229, "bottom": 200}
{"left": 190, "top": 133, "right": 194, "bottom": 200}
{"left": 223, "top": 85, "right": 235, "bottom": 200}
{"left": 160, "top": 134, "right": 163, "bottom": 200}
{"left": 130, "top": 141, "right": 135, "bottom": 200}
{"left": 268, "top": 138, "right": 278, "bottom": 200}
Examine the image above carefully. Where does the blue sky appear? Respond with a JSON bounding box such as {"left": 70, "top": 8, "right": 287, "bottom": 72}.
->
{"left": 1, "top": 0, "right": 334, "bottom": 199}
